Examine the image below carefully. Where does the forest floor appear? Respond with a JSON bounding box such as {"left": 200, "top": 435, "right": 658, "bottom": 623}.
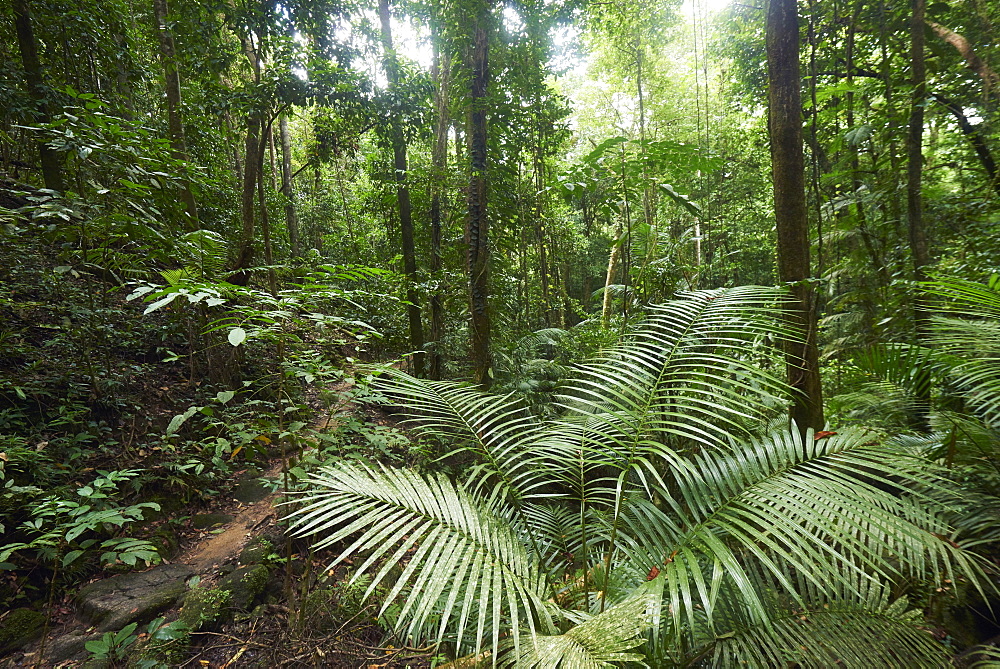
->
{"left": 1, "top": 376, "right": 435, "bottom": 669}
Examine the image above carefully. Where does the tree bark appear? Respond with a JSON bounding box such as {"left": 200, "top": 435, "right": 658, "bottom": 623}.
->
{"left": 379, "top": 0, "right": 425, "bottom": 377}
{"left": 466, "top": 7, "right": 493, "bottom": 388}
{"left": 429, "top": 34, "right": 451, "bottom": 380}
{"left": 13, "top": 0, "right": 63, "bottom": 192}
{"left": 766, "top": 0, "right": 824, "bottom": 433}
{"left": 232, "top": 40, "right": 263, "bottom": 282}
{"left": 279, "top": 114, "right": 300, "bottom": 256}
{"left": 152, "top": 0, "right": 198, "bottom": 227}
{"left": 908, "top": 0, "right": 932, "bottom": 431}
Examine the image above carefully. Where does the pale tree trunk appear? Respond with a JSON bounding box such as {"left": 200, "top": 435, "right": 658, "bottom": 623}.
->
{"left": 152, "top": 0, "right": 198, "bottom": 227}
{"left": 13, "top": 0, "right": 62, "bottom": 192}
{"left": 279, "top": 114, "right": 300, "bottom": 257}
{"left": 466, "top": 6, "right": 493, "bottom": 388}
{"left": 379, "top": 0, "right": 425, "bottom": 377}
{"left": 428, "top": 34, "right": 451, "bottom": 380}
{"left": 601, "top": 227, "right": 622, "bottom": 329}
{"left": 766, "top": 0, "right": 824, "bottom": 433}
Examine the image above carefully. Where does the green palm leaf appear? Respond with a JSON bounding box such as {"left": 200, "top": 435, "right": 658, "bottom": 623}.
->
{"left": 500, "top": 579, "right": 662, "bottom": 669}
{"left": 710, "top": 592, "right": 949, "bottom": 668}
{"left": 925, "top": 277, "right": 1000, "bottom": 426}
{"left": 284, "top": 462, "right": 554, "bottom": 657}
{"left": 615, "top": 427, "right": 986, "bottom": 643}
{"left": 370, "top": 367, "right": 550, "bottom": 498}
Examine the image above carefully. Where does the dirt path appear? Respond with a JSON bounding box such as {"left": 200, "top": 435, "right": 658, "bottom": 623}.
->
{"left": 178, "top": 460, "right": 284, "bottom": 572}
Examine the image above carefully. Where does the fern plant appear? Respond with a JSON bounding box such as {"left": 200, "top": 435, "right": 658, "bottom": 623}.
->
{"left": 287, "top": 287, "right": 988, "bottom": 667}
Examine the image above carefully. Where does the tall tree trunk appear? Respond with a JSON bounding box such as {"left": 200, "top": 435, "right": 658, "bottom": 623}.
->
{"left": 908, "top": 0, "right": 932, "bottom": 430}
{"left": 233, "top": 111, "right": 261, "bottom": 279}
{"left": 379, "top": 0, "right": 425, "bottom": 377}
{"left": 258, "top": 160, "right": 277, "bottom": 295}
{"left": 766, "top": 0, "right": 825, "bottom": 433}
{"left": 152, "top": 0, "right": 198, "bottom": 227}
{"left": 279, "top": 114, "right": 300, "bottom": 257}
{"left": 466, "top": 7, "right": 493, "bottom": 388}
{"left": 232, "top": 40, "right": 263, "bottom": 281}
{"left": 428, "top": 35, "right": 451, "bottom": 380}
{"left": 13, "top": 0, "right": 62, "bottom": 192}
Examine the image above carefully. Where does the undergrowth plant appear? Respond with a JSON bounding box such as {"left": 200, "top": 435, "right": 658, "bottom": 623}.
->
{"left": 287, "top": 286, "right": 992, "bottom": 667}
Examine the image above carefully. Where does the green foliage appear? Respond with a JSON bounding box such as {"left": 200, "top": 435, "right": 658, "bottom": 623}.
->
{"left": 0, "top": 469, "right": 160, "bottom": 571}
{"left": 85, "top": 621, "right": 139, "bottom": 662}
{"left": 288, "top": 288, "right": 985, "bottom": 665}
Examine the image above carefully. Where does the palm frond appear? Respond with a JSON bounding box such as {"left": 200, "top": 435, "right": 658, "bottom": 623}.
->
{"left": 925, "top": 277, "right": 1000, "bottom": 426}
{"left": 558, "top": 286, "right": 791, "bottom": 455}
{"left": 369, "top": 367, "right": 549, "bottom": 498}
{"left": 500, "top": 579, "right": 661, "bottom": 669}
{"left": 710, "top": 592, "right": 949, "bottom": 668}
{"left": 615, "top": 427, "right": 987, "bottom": 642}
{"left": 284, "top": 462, "right": 554, "bottom": 657}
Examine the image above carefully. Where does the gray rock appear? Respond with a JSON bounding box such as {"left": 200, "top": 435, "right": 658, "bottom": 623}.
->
{"left": 76, "top": 564, "right": 194, "bottom": 632}
{"left": 44, "top": 630, "right": 101, "bottom": 664}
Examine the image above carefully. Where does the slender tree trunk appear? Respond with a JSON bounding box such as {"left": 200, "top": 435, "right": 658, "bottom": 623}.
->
{"left": 279, "top": 114, "right": 300, "bottom": 257}
{"left": 152, "top": 0, "right": 198, "bottom": 227}
{"left": 466, "top": 7, "right": 493, "bottom": 387}
{"left": 223, "top": 105, "right": 243, "bottom": 186}
{"left": 908, "top": 0, "right": 931, "bottom": 293}
{"left": 601, "top": 226, "right": 622, "bottom": 328}
{"left": 379, "top": 0, "right": 425, "bottom": 377}
{"left": 259, "top": 163, "right": 277, "bottom": 295}
{"left": 908, "top": 0, "right": 932, "bottom": 430}
{"left": 429, "top": 35, "right": 451, "bottom": 380}
{"left": 13, "top": 0, "right": 62, "bottom": 192}
{"left": 933, "top": 95, "right": 1000, "bottom": 197}
{"left": 766, "top": 0, "right": 824, "bottom": 432}
{"left": 233, "top": 40, "right": 263, "bottom": 281}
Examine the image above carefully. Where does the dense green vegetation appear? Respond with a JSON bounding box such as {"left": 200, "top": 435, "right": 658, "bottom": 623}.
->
{"left": 2, "top": 0, "right": 1000, "bottom": 665}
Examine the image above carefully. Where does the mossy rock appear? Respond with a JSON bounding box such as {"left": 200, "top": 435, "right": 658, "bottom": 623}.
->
{"left": 0, "top": 607, "right": 45, "bottom": 654}
{"left": 217, "top": 564, "right": 271, "bottom": 610}
{"left": 179, "top": 587, "right": 231, "bottom": 631}
{"left": 232, "top": 477, "right": 274, "bottom": 504}
{"left": 238, "top": 536, "right": 275, "bottom": 565}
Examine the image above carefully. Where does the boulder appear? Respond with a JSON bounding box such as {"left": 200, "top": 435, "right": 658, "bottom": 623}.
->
{"left": 0, "top": 608, "right": 45, "bottom": 655}
{"left": 76, "top": 564, "right": 194, "bottom": 632}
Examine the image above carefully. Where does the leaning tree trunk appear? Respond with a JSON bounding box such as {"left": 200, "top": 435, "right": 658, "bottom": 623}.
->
{"left": 13, "top": 0, "right": 62, "bottom": 192}
{"left": 152, "top": 0, "right": 198, "bottom": 228}
{"left": 766, "top": 0, "right": 824, "bottom": 433}
{"left": 379, "top": 0, "right": 425, "bottom": 377}
{"left": 466, "top": 6, "right": 493, "bottom": 388}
